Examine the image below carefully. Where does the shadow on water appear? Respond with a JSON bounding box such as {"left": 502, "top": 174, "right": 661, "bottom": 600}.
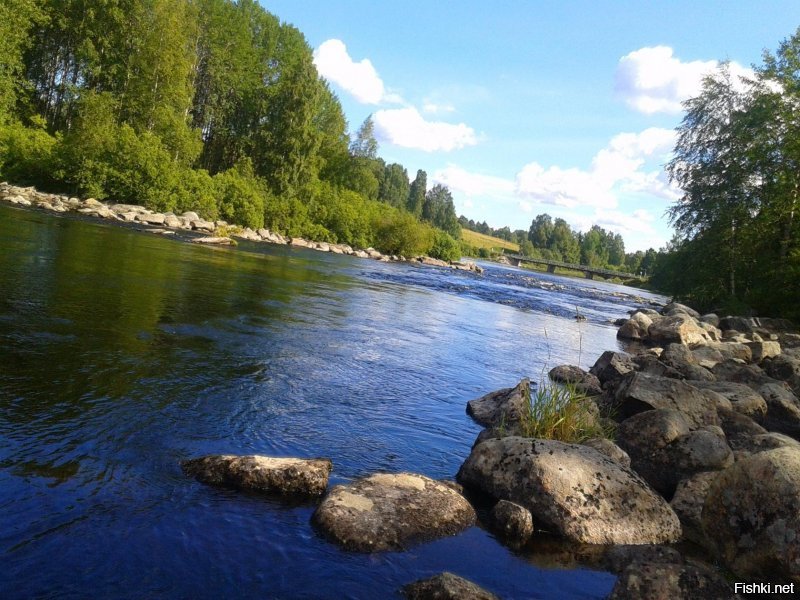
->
{"left": 0, "top": 205, "right": 665, "bottom": 599}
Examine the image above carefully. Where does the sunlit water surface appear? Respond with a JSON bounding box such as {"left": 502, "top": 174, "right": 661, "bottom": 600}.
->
{"left": 0, "top": 205, "right": 666, "bottom": 599}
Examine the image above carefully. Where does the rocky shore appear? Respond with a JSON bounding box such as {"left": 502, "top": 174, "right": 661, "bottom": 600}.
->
{"left": 0, "top": 182, "right": 484, "bottom": 274}
{"left": 177, "top": 300, "right": 800, "bottom": 598}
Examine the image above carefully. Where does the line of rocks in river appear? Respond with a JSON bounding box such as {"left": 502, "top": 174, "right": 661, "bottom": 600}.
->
{"left": 0, "top": 182, "right": 483, "bottom": 274}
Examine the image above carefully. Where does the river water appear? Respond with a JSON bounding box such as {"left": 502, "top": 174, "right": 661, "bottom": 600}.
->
{"left": 0, "top": 204, "right": 666, "bottom": 599}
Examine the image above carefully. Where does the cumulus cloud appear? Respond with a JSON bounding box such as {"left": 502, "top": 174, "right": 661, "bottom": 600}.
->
{"left": 432, "top": 165, "right": 515, "bottom": 196}
{"left": 373, "top": 108, "right": 478, "bottom": 152}
{"left": 313, "top": 39, "right": 396, "bottom": 104}
{"left": 615, "top": 46, "right": 752, "bottom": 114}
{"left": 515, "top": 127, "right": 676, "bottom": 209}
{"left": 593, "top": 209, "right": 658, "bottom": 236}
{"left": 422, "top": 101, "right": 456, "bottom": 114}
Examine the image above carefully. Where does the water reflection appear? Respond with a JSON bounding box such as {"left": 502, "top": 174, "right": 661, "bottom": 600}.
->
{"left": 0, "top": 205, "right": 664, "bottom": 599}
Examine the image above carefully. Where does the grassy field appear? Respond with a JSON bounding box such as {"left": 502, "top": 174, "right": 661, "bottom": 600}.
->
{"left": 461, "top": 229, "right": 519, "bottom": 252}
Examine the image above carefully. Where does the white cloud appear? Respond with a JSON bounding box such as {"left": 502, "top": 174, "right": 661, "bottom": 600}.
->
{"left": 615, "top": 46, "right": 753, "bottom": 114}
{"left": 515, "top": 127, "right": 676, "bottom": 209}
{"left": 422, "top": 101, "right": 456, "bottom": 114}
{"left": 313, "top": 39, "right": 397, "bottom": 105}
{"left": 593, "top": 209, "right": 658, "bottom": 236}
{"left": 373, "top": 108, "right": 478, "bottom": 152}
{"left": 432, "top": 165, "right": 515, "bottom": 196}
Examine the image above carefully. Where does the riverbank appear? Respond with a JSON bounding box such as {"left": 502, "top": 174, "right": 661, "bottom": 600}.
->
{"left": 0, "top": 182, "right": 483, "bottom": 275}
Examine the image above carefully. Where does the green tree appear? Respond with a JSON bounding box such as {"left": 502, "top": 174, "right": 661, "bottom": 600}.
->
{"left": 406, "top": 169, "right": 426, "bottom": 217}
{"left": 528, "top": 213, "right": 554, "bottom": 248}
{"left": 350, "top": 115, "right": 378, "bottom": 159}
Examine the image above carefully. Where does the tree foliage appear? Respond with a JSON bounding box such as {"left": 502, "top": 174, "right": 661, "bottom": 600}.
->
{"left": 656, "top": 30, "right": 800, "bottom": 320}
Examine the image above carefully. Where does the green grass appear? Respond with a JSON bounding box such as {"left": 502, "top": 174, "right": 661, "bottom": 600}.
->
{"left": 517, "top": 382, "right": 611, "bottom": 443}
{"left": 461, "top": 229, "right": 519, "bottom": 252}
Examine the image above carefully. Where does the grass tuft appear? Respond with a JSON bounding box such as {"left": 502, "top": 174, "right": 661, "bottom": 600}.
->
{"left": 518, "top": 382, "right": 612, "bottom": 443}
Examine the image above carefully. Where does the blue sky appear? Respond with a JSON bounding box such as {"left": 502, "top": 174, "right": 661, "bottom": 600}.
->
{"left": 265, "top": 1, "right": 800, "bottom": 251}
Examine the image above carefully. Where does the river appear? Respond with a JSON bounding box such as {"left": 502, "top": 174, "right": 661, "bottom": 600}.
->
{"left": 0, "top": 204, "right": 667, "bottom": 599}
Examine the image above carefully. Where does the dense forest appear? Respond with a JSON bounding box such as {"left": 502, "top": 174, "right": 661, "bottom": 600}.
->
{"left": 460, "top": 214, "right": 659, "bottom": 276}
{"left": 0, "top": 0, "right": 462, "bottom": 260}
{"left": 651, "top": 29, "right": 800, "bottom": 321}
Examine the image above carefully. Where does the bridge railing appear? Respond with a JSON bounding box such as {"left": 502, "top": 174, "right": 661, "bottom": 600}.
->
{"left": 502, "top": 252, "right": 637, "bottom": 279}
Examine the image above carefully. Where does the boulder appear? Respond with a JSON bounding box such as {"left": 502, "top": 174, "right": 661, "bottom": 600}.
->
{"left": 617, "top": 312, "right": 653, "bottom": 341}
{"left": 691, "top": 345, "right": 725, "bottom": 369}
{"left": 661, "top": 343, "right": 715, "bottom": 381}
{"left": 182, "top": 454, "right": 332, "bottom": 496}
{"left": 602, "top": 545, "right": 684, "bottom": 574}
{"left": 489, "top": 500, "right": 534, "bottom": 546}
{"left": 466, "top": 378, "right": 530, "bottom": 428}
{"left": 734, "top": 432, "right": 800, "bottom": 459}
{"left": 608, "top": 562, "right": 736, "bottom": 600}
{"left": 662, "top": 302, "right": 701, "bottom": 319}
{"left": 402, "top": 573, "right": 499, "bottom": 600}
{"left": 548, "top": 365, "right": 602, "bottom": 396}
{"left": 670, "top": 471, "right": 720, "bottom": 546}
{"left": 582, "top": 437, "right": 631, "bottom": 467}
{"left": 590, "top": 351, "right": 635, "bottom": 386}
{"left": 665, "top": 428, "right": 733, "bottom": 479}
{"left": 719, "top": 316, "right": 756, "bottom": 333}
{"left": 457, "top": 437, "right": 681, "bottom": 545}
{"left": 747, "top": 341, "right": 782, "bottom": 362}
{"left": 138, "top": 213, "right": 165, "bottom": 225}
{"left": 700, "top": 313, "right": 720, "bottom": 327}
{"left": 716, "top": 407, "right": 768, "bottom": 451}
{"left": 312, "top": 473, "right": 475, "bottom": 552}
{"left": 684, "top": 381, "right": 767, "bottom": 420}
{"left": 702, "top": 447, "right": 800, "bottom": 583}
{"left": 711, "top": 360, "right": 778, "bottom": 390}
{"left": 616, "top": 409, "right": 699, "bottom": 496}
{"left": 759, "top": 383, "right": 800, "bottom": 438}
{"left": 631, "top": 354, "right": 683, "bottom": 380}
{"left": 614, "top": 373, "right": 721, "bottom": 428}
{"left": 648, "top": 314, "right": 713, "bottom": 346}
{"left": 762, "top": 354, "right": 800, "bottom": 395}
{"left": 191, "top": 236, "right": 234, "bottom": 245}
{"left": 164, "top": 214, "right": 181, "bottom": 228}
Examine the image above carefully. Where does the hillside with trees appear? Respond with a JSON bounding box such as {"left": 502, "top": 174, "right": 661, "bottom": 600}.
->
{"left": 0, "top": 0, "right": 462, "bottom": 260}
{"left": 650, "top": 29, "right": 800, "bottom": 321}
{"left": 460, "top": 213, "right": 659, "bottom": 276}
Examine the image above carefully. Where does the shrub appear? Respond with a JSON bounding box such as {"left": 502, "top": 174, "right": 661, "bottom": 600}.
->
{"left": 428, "top": 229, "right": 461, "bottom": 262}
{"left": 0, "top": 118, "right": 60, "bottom": 189}
{"left": 213, "top": 159, "right": 265, "bottom": 229}
{"left": 373, "top": 209, "right": 433, "bottom": 256}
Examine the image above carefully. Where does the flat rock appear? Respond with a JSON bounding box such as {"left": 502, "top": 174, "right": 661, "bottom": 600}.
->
{"left": 457, "top": 437, "right": 681, "bottom": 545}
{"left": 191, "top": 236, "right": 233, "bottom": 245}
{"left": 402, "top": 573, "right": 498, "bottom": 600}
{"left": 182, "top": 454, "right": 332, "bottom": 496}
{"left": 312, "top": 473, "right": 476, "bottom": 552}
{"left": 648, "top": 314, "right": 713, "bottom": 346}
{"left": 684, "top": 380, "right": 767, "bottom": 420}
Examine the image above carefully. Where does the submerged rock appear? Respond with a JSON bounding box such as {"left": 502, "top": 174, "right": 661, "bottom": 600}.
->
{"left": 182, "top": 454, "right": 332, "bottom": 496}
{"left": 402, "top": 572, "right": 499, "bottom": 600}
{"left": 312, "top": 473, "right": 476, "bottom": 552}
{"left": 457, "top": 437, "right": 681, "bottom": 545}
{"left": 489, "top": 499, "right": 534, "bottom": 546}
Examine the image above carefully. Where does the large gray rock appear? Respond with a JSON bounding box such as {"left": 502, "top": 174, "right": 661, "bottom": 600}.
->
{"left": 590, "top": 351, "right": 635, "bottom": 386}
{"left": 617, "top": 312, "right": 653, "bottom": 341}
{"left": 648, "top": 314, "right": 713, "bottom": 346}
{"left": 762, "top": 354, "right": 800, "bottom": 395}
{"left": 616, "top": 410, "right": 730, "bottom": 497}
{"left": 582, "top": 437, "right": 631, "bottom": 467}
{"left": 747, "top": 340, "right": 782, "bottom": 362}
{"left": 457, "top": 437, "right": 681, "bottom": 545}
{"left": 685, "top": 381, "right": 767, "bottom": 420}
{"left": 759, "top": 383, "right": 800, "bottom": 438}
{"left": 716, "top": 407, "right": 768, "bottom": 452}
{"left": 548, "top": 365, "right": 601, "bottom": 396}
{"left": 402, "top": 573, "right": 498, "bottom": 600}
{"left": 670, "top": 471, "right": 720, "bottom": 546}
{"left": 609, "top": 562, "right": 736, "bottom": 600}
{"left": 466, "top": 378, "right": 530, "bottom": 427}
{"left": 182, "top": 454, "right": 332, "bottom": 496}
{"left": 662, "top": 302, "right": 701, "bottom": 319}
{"left": 614, "top": 373, "right": 722, "bottom": 427}
{"left": 711, "top": 360, "right": 779, "bottom": 389}
{"left": 312, "top": 473, "right": 476, "bottom": 552}
{"left": 702, "top": 447, "right": 800, "bottom": 583}
{"left": 631, "top": 354, "right": 683, "bottom": 380}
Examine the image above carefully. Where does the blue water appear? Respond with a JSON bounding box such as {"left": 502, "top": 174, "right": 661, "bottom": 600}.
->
{"left": 0, "top": 205, "right": 665, "bottom": 599}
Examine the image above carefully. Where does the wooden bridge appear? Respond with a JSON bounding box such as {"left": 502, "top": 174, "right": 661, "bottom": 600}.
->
{"left": 502, "top": 252, "right": 636, "bottom": 280}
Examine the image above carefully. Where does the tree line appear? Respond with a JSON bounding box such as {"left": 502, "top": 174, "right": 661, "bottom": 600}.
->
{"left": 650, "top": 28, "right": 800, "bottom": 321}
{"left": 0, "top": 0, "right": 461, "bottom": 260}
{"left": 460, "top": 213, "right": 659, "bottom": 275}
